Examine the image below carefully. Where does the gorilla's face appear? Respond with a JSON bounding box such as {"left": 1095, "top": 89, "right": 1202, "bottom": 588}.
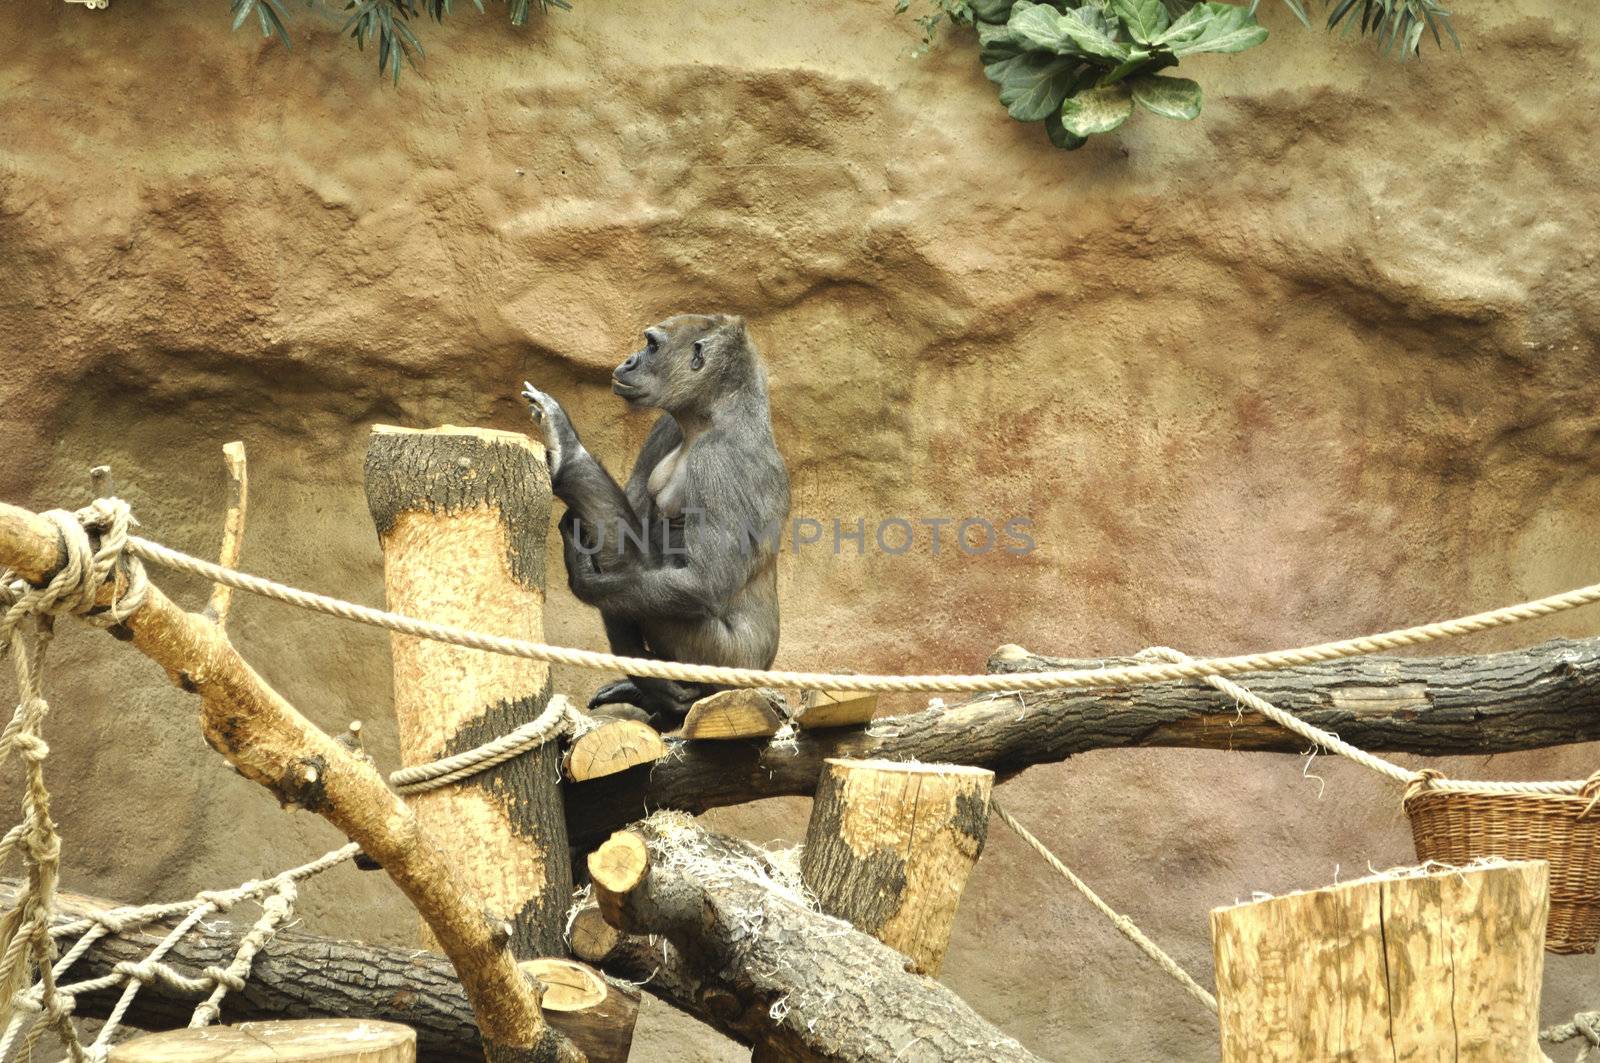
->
{"left": 612, "top": 314, "right": 726, "bottom": 414}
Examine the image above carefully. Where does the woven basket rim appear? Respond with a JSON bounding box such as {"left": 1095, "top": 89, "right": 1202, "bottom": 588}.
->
{"left": 1404, "top": 787, "right": 1600, "bottom": 812}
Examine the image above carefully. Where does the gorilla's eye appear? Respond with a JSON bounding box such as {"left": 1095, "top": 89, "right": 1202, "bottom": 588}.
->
{"left": 646, "top": 335, "right": 658, "bottom": 354}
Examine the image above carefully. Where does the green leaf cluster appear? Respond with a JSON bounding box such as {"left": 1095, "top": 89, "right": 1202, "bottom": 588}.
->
{"left": 1315, "top": 0, "right": 1457, "bottom": 58}
{"left": 228, "top": 0, "right": 571, "bottom": 81}
{"left": 978, "top": 0, "right": 1265, "bottom": 149}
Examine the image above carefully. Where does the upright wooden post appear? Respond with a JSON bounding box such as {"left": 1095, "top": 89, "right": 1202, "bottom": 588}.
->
{"left": 108, "top": 1019, "right": 415, "bottom": 1063}
{"left": 800, "top": 758, "right": 993, "bottom": 975}
{"left": 365, "top": 425, "right": 571, "bottom": 959}
{"left": 1211, "top": 860, "right": 1549, "bottom": 1062}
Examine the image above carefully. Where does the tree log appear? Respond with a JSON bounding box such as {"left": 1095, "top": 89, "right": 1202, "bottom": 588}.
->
{"left": 801, "top": 759, "right": 992, "bottom": 975}
{"left": 676, "top": 689, "right": 785, "bottom": 740}
{"left": 0, "top": 880, "right": 630, "bottom": 1063}
{"left": 518, "top": 960, "right": 637, "bottom": 1063}
{"left": 586, "top": 814, "right": 1045, "bottom": 1063}
{"left": 562, "top": 721, "right": 667, "bottom": 782}
{"left": 1211, "top": 861, "right": 1549, "bottom": 1061}
{"left": 108, "top": 1019, "right": 416, "bottom": 1063}
{"left": 365, "top": 425, "right": 571, "bottom": 959}
{"left": 565, "top": 638, "right": 1600, "bottom": 846}
{"left": 0, "top": 500, "right": 569, "bottom": 1062}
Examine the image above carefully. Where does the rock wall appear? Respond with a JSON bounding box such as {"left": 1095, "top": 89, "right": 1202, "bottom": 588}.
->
{"left": 2, "top": 0, "right": 1598, "bottom": 1059}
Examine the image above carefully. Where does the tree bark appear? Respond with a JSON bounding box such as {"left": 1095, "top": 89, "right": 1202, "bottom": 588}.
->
{"left": 566, "top": 637, "right": 1600, "bottom": 846}
{"left": 586, "top": 814, "right": 1046, "bottom": 1063}
{"left": 0, "top": 501, "right": 570, "bottom": 1063}
{"left": 365, "top": 425, "right": 571, "bottom": 960}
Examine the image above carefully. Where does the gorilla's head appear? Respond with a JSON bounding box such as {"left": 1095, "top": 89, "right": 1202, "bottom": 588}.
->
{"left": 612, "top": 314, "right": 758, "bottom": 417}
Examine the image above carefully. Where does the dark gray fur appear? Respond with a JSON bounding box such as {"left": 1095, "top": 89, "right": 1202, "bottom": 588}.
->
{"left": 522, "top": 314, "right": 790, "bottom": 725}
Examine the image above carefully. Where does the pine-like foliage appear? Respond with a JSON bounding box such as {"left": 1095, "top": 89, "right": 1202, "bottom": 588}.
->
{"left": 228, "top": 0, "right": 572, "bottom": 82}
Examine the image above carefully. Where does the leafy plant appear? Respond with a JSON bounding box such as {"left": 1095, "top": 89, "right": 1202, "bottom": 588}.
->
{"left": 228, "top": 0, "right": 570, "bottom": 82}
{"left": 900, "top": 0, "right": 1457, "bottom": 151}
{"left": 1320, "top": 0, "right": 1457, "bottom": 57}
{"left": 976, "top": 0, "right": 1266, "bottom": 149}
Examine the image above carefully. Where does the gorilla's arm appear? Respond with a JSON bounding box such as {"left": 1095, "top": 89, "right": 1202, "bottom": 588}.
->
{"left": 525, "top": 384, "right": 649, "bottom": 571}
{"left": 566, "top": 435, "right": 781, "bottom": 619}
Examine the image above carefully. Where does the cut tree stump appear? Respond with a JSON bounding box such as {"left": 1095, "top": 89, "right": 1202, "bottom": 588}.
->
{"left": 568, "top": 902, "right": 624, "bottom": 964}
{"left": 107, "top": 1019, "right": 416, "bottom": 1063}
{"left": 1211, "top": 860, "right": 1549, "bottom": 1062}
{"left": 519, "top": 959, "right": 639, "bottom": 1063}
{"left": 364, "top": 424, "right": 570, "bottom": 958}
{"left": 564, "top": 719, "right": 669, "bottom": 781}
{"left": 801, "top": 759, "right": 993, "bottom": 975}
{"left": 677, "top": 688, "right": 785, "bottom": 740}
{"left": 793, "top": 690, "right": 878, "bottom": 730}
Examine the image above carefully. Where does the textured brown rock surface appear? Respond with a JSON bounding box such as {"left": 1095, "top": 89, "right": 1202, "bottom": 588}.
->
{"left": 2, "top": 1, "right": 1599, "bottom": 1059}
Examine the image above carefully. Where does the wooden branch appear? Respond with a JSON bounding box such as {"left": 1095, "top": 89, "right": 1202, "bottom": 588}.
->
{"left": 565, "top": 637, "right": 1600, "bottom": 846}
{"left": 792, "top": 690, "right": 878, "bottom": 731}
{"left": 676, "top": 689, "right": 785, "bottom": 741}
{"left": 0, "top": 502, "right": 572, "bottom": 1062}
{"left": 563, "top": 720, "right": 667, "bottom": 782}
{"left": 202, "top": 440, "right": 248, "bottom": 627}
{"left": 364, "top": 425, "right": 570, "bottom": 959}
{"left": 586, "top": 814, "right": 1046, "bottom": 1063}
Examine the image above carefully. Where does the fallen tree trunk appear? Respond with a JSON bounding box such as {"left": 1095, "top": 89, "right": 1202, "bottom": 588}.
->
{"left": 586, "top": 813, "right": 1046, "bottom": 1063}
{"left": 566, "top": 637, "right": 1600, "bottom": 846}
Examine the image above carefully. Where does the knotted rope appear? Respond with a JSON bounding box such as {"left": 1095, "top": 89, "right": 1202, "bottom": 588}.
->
{"left": 1544, "top": 1011, "right": 1600, "bottom": 1063}
{"left": 0, "top": 499, "right": 356, "bottom": 1061}
{"left": 0, "top": 499, "right": 149, "bottom": 1063}
{"left": 1, "top": 842, "right": 357, "bottom": 1061}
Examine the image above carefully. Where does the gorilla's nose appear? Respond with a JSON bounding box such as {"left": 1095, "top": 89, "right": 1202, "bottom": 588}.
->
{"left": 618, "top": 354, "right": 641, "bottom": 374}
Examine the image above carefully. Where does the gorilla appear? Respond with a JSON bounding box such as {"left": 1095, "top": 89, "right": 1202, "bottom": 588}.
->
{"left": 522, "top": 314, "right": 790, "bottom": 726}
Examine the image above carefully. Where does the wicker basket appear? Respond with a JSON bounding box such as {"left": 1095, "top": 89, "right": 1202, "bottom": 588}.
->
{"left": 1405, "top": 777, "right": 1600, "bottom": 954}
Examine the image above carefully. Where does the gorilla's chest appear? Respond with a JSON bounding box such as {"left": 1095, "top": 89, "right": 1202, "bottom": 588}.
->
{"left": 647, "top": 445, "right": 691, "bottom": 518}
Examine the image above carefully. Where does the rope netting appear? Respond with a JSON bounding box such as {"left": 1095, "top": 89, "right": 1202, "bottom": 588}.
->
{"left": 0, "top": 499, "right": 357, "bottom": 1060}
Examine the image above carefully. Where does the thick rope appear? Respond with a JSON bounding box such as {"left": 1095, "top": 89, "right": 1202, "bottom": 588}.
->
{"left": 1544, "top": 1011, "right": 1600, "bottom": 1063}
{"left": 0, "top": 499, "right": 150, "bottom": 1063}
{"left": 388, "top": 694, "right": 581, "bottom": 794}
{"left": 992, "top": 801, "right": 1219, "bottom": 1015}
{"left": 123, "top": 533, "right": 1600, "bottom": 695}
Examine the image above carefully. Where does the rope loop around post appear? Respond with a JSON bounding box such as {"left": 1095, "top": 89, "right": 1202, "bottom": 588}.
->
{"left": 0, "top": 496, "right": 149, "bottom": 650}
